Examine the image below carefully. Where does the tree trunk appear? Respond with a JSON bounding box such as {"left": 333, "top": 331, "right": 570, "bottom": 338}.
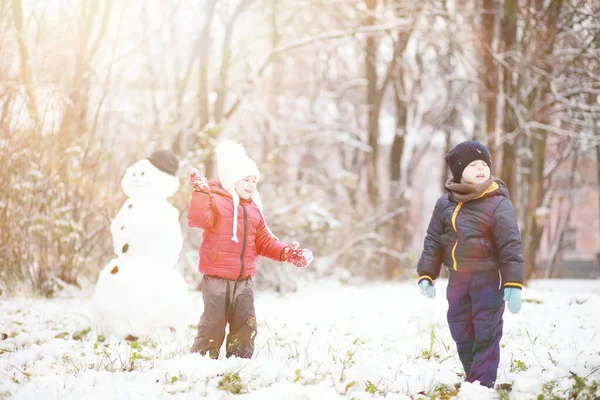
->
{"left": 597, "top": 143, "right": 600, "bottom": 241}
{"left": 384, "top": 78, "right": 408, "bottom": 279}
{"left": 10, "top": 0, "right": 39, "bottom": 128}
{"left": 365, "top": 0, "right": 379, "bottom": 206}
{"left": 382, "top": 9, "right": 415, "bottom": 278}
{"left": 265, "top": 0, "right": 283, "bottom": 178}
{"left": 442, "top": 129, "right": 452, "bottom": 190}
{"left": 389, "top": 30, "right": 410, "bottom": 187}
{"left": 389, "top": 118, "right": 406, "bottom": 185}
{"left": 480, "top": 0, "right": 498, "bottom": 158}
{"left": 499, "top": 0, "right": 517, "bottom": 195}
{"left": 544, "top": 150, "right": 578, "bottom": 278}
{"left": 213, "top": 27, "right": 233, "bottom": 125}
{"left": 522, "top": 0, "right": 563, "bottom": 280}
{"left": 142, "top": 3, "right": 162, "bottom": 137}
{"left": 198, "top": 0, "right": 218, "bottom": 131}
{"left": 197, "top": 0, "right": 219, "bottom": 179}
{"left": 214, "top": 0, "right": 249, "bottom": 124}
{"left": 58, "top": 0, "right": 111, "bottom": 174}
{"left": 523, "top": 131, "right": 546, "bottom": 279}
{"left": 165, "top": 1, "right": 198, "bottom": 155}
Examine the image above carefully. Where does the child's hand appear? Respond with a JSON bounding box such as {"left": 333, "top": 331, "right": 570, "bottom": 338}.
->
{"left": 503, "top": 288, "right": 522, "bottom": 314}
{"left": 189, "top": 168, "right": 210, "bottom": 193}
{"left": 282, "top": 241, "right": 313, "bottom": 268}
{"left": 418, "top": 280, "right": 436, "bottom": 299}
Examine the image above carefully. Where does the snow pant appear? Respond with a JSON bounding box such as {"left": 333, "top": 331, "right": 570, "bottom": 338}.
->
{"left": 190, "top": 275, "right": 257, "bottom": 359}
{"left": 446, "top": 269, "right": 504, "bottom": 388}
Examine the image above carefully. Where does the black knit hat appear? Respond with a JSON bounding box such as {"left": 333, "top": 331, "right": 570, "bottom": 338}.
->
{"left": 445, "top": 141, "right": 492, "bottom": 183}
{"left": 147, "top": 149, "right": 179, "bottom": 176}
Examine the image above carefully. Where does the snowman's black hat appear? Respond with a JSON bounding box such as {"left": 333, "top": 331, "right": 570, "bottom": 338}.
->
{"left": 147, "top": 149, "right": 179, "bottom": 176}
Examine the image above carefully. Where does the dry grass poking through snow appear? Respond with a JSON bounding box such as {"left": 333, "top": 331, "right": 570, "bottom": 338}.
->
{"left": 1, "top": 279, "right": 599, "bottom": 399}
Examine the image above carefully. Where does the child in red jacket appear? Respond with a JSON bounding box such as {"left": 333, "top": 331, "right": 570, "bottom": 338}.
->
{"left": 187, "top": 140, "right": 313, "bottom": 359}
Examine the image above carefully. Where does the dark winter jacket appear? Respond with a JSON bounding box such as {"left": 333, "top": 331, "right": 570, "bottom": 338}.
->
{"left": 417, "top": 179, "right": 524, "bottom": 289}
{"left": 188, "top": 181, "right": 288, "bottom": 280}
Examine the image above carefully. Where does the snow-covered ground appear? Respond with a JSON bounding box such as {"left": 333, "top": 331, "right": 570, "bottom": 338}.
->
{"left": 1, "top": 279, "right": 599, "bottom": 399}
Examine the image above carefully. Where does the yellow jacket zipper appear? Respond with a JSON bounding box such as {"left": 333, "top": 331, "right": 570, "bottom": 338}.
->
{"left": 451, "top": 202, "right": 463, "bottom": 271}
{"left": 449, "top": 181, "right": 500, "bottom": 271}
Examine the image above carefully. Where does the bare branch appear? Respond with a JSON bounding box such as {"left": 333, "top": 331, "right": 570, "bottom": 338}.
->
{"left": 86, "top": 0, "right": 112, "bottom": 60}
{"left": 543, "top": 139, "right": 575, "bottom": 179}
{"left": 224, "top": 20, "right": 413, "bottom": 121}
{"left": 528, "top": 121, "right": 599, "bottom": 142}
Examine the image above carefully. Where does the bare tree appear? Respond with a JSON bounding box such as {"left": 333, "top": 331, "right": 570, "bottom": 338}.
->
{"left": 479, "top": 0, "right": 499, "bottom": 158}
{"left": 543, "top": 147, "right": 579, "bottom": 278}
{"left": 364, "top": 0, "right": 380, "bottom": 205}
{"left": 58, "top": 0, "right": 112, "bottom": 145}
{"left": 499, "top": 0, "right": 518, "bottom": 195}
{"left": 10, "top": 0, "right": 39, "bottom": 128}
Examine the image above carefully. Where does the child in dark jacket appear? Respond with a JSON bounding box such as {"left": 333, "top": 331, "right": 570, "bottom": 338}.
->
{"left": 416, "top": 141, "right": 524, "bottom": 388}
{"left": 187, "top": 140, "right": 314, "bottom": 359}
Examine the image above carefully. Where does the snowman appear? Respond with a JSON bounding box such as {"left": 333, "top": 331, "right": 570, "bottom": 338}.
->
{"left": 91, "top": 150, "right": 192, "bottom": 338}
{"left": 109, "top": 150, "right": 183, "bottom": 267}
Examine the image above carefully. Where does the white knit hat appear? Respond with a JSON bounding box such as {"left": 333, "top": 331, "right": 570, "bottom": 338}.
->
{"left": 215, "top": 140, "right": 278, "bottom": 242}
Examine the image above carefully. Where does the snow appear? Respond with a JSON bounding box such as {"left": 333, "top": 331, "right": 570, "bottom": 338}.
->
{"left": 1, "top": 279, "right": 599, "bottom": 399}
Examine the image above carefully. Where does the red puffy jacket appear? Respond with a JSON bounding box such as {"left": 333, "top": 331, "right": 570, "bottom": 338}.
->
{"left": 187, "top": 181, "right": 287, "bottom": 280}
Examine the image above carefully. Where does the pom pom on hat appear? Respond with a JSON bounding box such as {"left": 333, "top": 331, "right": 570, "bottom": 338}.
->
{"left": 215, "top": 140, "right": 277, "bottom": 242}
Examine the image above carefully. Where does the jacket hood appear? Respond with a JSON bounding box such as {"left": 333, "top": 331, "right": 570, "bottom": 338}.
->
{"left": 490, "top": 178, "right": 510, "bottom": 198}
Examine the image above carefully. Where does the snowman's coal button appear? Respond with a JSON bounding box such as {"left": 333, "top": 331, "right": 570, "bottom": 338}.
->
{"left": 128, "top": 204, "right": 133, "bottom": 209}
{"left": 110, "top": 266, "right": 119, "bottom": 274}
{"left": 122, "top": 244, "right": 129, "bottom": 253}
{"left": 120, "top": 225, "right": 125, "bottom": 230}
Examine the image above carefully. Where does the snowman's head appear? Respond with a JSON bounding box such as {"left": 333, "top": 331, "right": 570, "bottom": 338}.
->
{"left": 121, "top": 151, "right": 180, "bottom": 198}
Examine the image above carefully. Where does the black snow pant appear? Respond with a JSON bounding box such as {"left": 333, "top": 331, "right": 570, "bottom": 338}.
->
{"left": 190, "top": 275, "right": 257, "bottom": 359}
{"left": 446, "top": 269, "right": 505, "bottom": 388}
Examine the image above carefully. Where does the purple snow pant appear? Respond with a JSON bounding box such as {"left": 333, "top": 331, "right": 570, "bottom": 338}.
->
{"left": 190, "top": 275, "right": 257, "bottom": 359}
{"left": 446, "top": 269, "right": 505, "bottom": 388}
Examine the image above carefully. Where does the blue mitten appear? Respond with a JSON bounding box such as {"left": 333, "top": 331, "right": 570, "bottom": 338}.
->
{"left": 418, "top": 280, "right": 436, "bottom": 299}
{"left": 503, "top": 288, "right": 522, "bottom": 314}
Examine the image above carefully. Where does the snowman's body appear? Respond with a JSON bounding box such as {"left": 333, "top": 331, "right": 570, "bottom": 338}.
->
{"left": 92, "top": 155, "right": 192, "bottom": 338}
{"left": 92, "top": 255, "right": 191, "bottom": 338}
{"left": 110, "top": 197, "right": 182, "bottom": 268}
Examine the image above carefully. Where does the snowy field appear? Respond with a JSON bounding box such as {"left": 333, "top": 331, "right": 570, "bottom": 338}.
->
{"left": 1, "top": 279, "right": 599, "bottom": 400}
